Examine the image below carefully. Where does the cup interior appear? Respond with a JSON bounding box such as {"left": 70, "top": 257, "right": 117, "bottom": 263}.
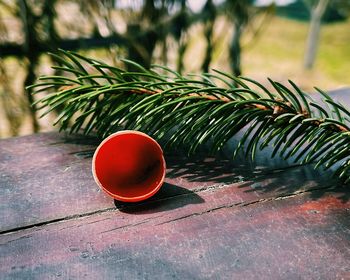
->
{"left": 93, "top": 131, "right": 165, "bottom": 202}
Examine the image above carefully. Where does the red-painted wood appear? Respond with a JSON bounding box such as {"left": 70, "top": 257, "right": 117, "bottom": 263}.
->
{"left": 0, "top": 190, "right": 349, "bottom": 279}
{"left": 0, "top": 132, "right": 338, "bottom": 233}
{"left": 0, "top": 131, "right": 349, "bottom": 279}
{"left": 0, "top": 133, "right": 112, "bottom": 232}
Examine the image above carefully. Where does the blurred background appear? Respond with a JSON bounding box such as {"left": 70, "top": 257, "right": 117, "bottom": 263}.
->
{"left": 0, "top": 0, "right": 349, "bottom": 138}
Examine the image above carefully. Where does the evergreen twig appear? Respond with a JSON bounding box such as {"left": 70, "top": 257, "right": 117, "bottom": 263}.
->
{"left": 29, "top": 50, "right": 350, "bottom": 182}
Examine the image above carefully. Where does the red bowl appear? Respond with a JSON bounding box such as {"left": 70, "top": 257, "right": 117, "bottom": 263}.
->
{"left": 92, "top": 131, "right": 166, "bottom": 202}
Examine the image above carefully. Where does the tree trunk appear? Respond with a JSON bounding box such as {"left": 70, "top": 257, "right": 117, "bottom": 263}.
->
{"left": 230, "top": 22, "right": 242, "bottom": 77}
{"left": 228, "top": 0, "right": 249, "bottom": 77}
{"left": 304, "top": 0, "right": 330, "bottom": 69}
{"left": 18, "top": 0, "right": 39, "bottom": 132}
{"left": 201, "top": 0, "right": 216, "bottom": 73}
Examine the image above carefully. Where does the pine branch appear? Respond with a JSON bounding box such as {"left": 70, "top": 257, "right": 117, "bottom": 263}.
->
{"left": 29, "top": 50, "right": 350, "bottom": 183}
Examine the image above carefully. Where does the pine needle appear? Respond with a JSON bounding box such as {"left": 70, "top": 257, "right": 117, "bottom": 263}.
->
{"left": 30, "top": 49, "right": 350, "bottom": 182}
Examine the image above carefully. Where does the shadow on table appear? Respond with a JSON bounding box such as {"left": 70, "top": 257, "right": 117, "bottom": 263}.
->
{"left": 60, "top": 134, "right": 350, "bottom": 204}
{"left": 114, "top": 182, "right": 205, "bottom": 214}
{"left": 114, "top": 154, "right": 349, "bottom": 215}
{"left": 165, "top": 154, "right": 350, "bottom": 203}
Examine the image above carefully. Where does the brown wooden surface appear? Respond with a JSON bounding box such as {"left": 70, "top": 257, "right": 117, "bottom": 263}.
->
{"left": 1, "top": 131, "right": 350, "bottom": 279}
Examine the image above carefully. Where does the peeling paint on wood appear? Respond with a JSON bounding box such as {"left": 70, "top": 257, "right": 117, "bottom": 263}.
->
{"left": 0, "top": 132, "right": 349, "bottom": 279}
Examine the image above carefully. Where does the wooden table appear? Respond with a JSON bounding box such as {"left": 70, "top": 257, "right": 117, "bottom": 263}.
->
{"left": 0, "top": 132, "right": 349, "bottom": 279}
{"left": 1, "top": 89, "right": 350, "bottom": 279}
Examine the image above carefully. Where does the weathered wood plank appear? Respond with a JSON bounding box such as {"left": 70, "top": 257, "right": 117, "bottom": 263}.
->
{"left": 1, "top": 88, "right": 350, "bottom": 279}
{"left": 0, "top": 133, "right": 112, "bottom": 232}
{"left": 0, "top": 189, "right": 349, "bottom": 279}
{"left": 0, "top": 132, "right": 338, "bottom": 233}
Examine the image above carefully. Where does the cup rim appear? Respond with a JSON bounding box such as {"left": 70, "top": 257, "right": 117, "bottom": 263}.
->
{"left": 92, "top": 130, "right": 166, "bottom": 202}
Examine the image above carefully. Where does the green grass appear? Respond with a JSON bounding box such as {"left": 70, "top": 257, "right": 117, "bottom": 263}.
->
{"left": 240, "top": 16, "right": 350, "bottom": 91}
{"left": 207, "top": 15, "right": 350, "bottom": 92}
{"left": 319, "top": 19, "right": 350, "bottom": 83}
{"left": 1, "top": 15, "right": 350, "bottom": 138}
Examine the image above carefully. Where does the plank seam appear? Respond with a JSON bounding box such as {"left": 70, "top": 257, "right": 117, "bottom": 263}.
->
{"left": 0, "top": 183, "right": 337, "bottom": 236}
{"left": 156, "top": 185, "right": 338, "bottom": 226}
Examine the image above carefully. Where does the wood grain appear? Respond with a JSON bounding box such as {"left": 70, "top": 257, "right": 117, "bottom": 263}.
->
{"left": 0, "top": 189, "right": 349, "bottom": 279}
{"left": 0, "top": 132, "right": 339, "bottom": 233}
{"left": 0, "top": 131, "right": 349, "bottom": 279}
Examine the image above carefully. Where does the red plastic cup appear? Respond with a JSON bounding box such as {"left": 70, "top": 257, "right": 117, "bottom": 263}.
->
{"left": 92, "top": 130, "right": 166, "bottom": 202}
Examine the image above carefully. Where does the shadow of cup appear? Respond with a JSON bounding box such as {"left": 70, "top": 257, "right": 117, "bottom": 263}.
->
{"left": 92, "top": 131, "right": 166, "bottom": 202}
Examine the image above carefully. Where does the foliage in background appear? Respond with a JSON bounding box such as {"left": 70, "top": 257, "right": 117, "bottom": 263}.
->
{"left": 0, "top": 0, "right": 349, "bottom": 138}
{"left": 0, "top": 0, "right": 271, "bottom": 137}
